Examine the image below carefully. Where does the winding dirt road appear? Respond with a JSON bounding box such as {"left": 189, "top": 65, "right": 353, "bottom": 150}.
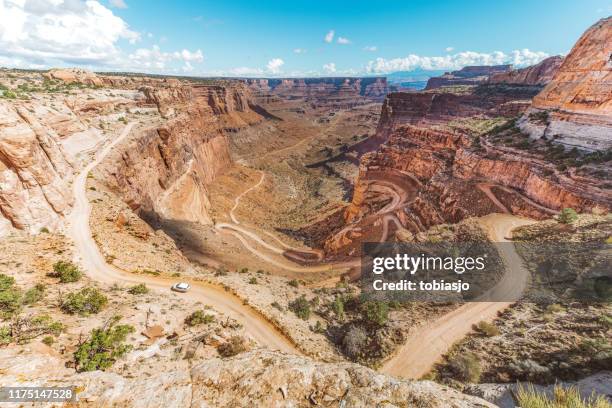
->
{"left": 380, "top": 213, "right": 534, "bottom": 379}
{"left": 66, "top": 123, "right": 299, "bottom": 354}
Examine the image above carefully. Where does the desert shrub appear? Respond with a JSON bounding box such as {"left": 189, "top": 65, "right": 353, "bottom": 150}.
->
{"left": 448, "top": 352, "right": 482, "bottom": 383}
{"left": 0, "top": 274, "right": 21, "bottom": 319}
{"left": 475, "top": 321, "right": 500, "bottom": 337}
{"left": 0, "top": 326, "right": 11, "bottom": 345}
{"left": 360, "top": 300, "right": 389, "bottom": 326}
{"left": 52, "top": 261, "right": 82, "bottom": 283}
{"left": 184, "top": 310, "right": 214, "bottom": 326}
{"left": 2, "top": 314, "right": 63, "bottom": 345}
{"left": 39, "top": 227, "right": 50, "bottom": 233}
{"left": 271, "top": 301, "right": 283, "bottom": 311}
{"left": 332, "top": 295, "right": 345, "bottom": 320}
{"left": 342, "top": 325, "right": 368, "bottom": 360}
{"left": 516, "top": 384, "right": 611, "bottom": 408}
{"left": 288, "top": 279, "right": 299, "bottom": 288}
{"left": 248, "top": 277, "right": 258, "bottom": 284}
{"left": 127, "top": 283, "right": 148, "bottom": 295}
{"left": 23, "top": 284, "right": 45, "bottom": 305}
{"left": 217, "top": 336, "right": 248, "bottom": 357}
{"left": 558, "top": 208, "right": 578, "bottom": 224}
{"left": 546, "top": 303, "right": 566, "bottom": 314}
{"left": 74, "top": 316, "right": 134, "bottom": 372}
{"left": 288, "top": 295, "right": 311, "bottom": 320}
{"left": 61, "top": 287, "right": 108, "bottom": 315}
{"left": 42, "top": 336, "right": 54, "bottom": 346}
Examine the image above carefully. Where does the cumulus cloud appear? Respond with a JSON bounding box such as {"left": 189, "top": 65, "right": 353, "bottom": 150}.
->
{"left": 363, "top": 46, "right": 377, "bottom": 52}
{"left": 323, "top": 63, "right": 336, "bottom": 74}
{"left": 337, "top": 36, "right": 351, "bottom": 44}
{"left": 127, "top": 45, "right": 204, "bottom": 71}
{"left": 293, "top": 48, "right": 306, "bottom": 54}
{"left": 324, "top": 30, "right": 335, "bottom": 43}
{"left": 0, "top": 0, "right": 140, "bottom": 66}
{"left": 229, "top": 66, "right": 264, "bottom": 76}
{"left": 365, "top": 49, "right": 550, "bottom": 73}
{"left": 109, "top": 0, "right": 127, "bottom": 9}
{"left": 445, "top": 46, "right": 454, "bottom": 52}
{"left": 266, "top": 58, "right": 284, "bottom": 74}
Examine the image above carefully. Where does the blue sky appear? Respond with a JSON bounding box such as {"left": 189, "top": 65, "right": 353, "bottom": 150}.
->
{"left": 0, "top": 0, "right": 610, "bottom": 76}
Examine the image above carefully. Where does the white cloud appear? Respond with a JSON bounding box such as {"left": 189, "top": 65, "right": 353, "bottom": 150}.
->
{"left": 322, "top": 62, "right": 336, "bottom": 74}
{"left": 445, "top": 46, "right": 454, "bottom": 52}
{"left": 365, "top": 49, "right": 550, "bottom": 73}
{"left": 229, "top": 66, "right": 264, "bottom": 76}
{"left": 266, "top": 58, "right": 284, "bottom": 74}
{"left": 293, "top": 48, "right": 306, "bottom": 54}
{"left": 363, "top": 46, "right": 377, "bottom": 52}
{"left": 337, "top": 36, "right": 351, "bottom": 45}
{"left": 324, "top": 30, "right": 335, "bottom": 43}
{"left": 0, "top": 0, "right": 140, "bottom": 66}
{"left": 109, "top": 0, "right": 127, "bottom": 9}
{"left": 127, "top": 45, "right": 204, "bottom": 71}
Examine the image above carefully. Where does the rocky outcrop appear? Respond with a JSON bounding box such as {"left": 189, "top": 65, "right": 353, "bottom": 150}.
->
{"left": 425, "top": 65, "right": 512, "bottom": 90}
{"left": 518, "top": 18, "right": 612, "bottom": 151}
{"left": 44, "top": 68, "right": 104, "bottom": 87}
{"left": 99, "top": 81, "right": 265, "bottom": 225}
{"left": 245, "top": 77, "right": 389, "bottom": 106}
{"left": 487, "top": 56, "right": 563, "bottom": 86}
{"left": 0, "top": 101, "right": 74, "bottom": 234}
{"left": 0, "top": 347, "right": 494, "bottom": 407}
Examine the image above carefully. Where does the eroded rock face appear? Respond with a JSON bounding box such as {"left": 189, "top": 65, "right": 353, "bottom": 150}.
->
{"left": 0, "top": 101, "right": 74, "bottom": 234}
{"left": 0, "top": 348, "right": 494, "bottom": 407}
{"left": 99, "top": 81, "right": 265, "bottom": 225}
{"left": 425, "top": 65, "right": 512, "bottom": 90}
{"left": 519, "top": 18, "right": 612, "bottom": 151}
{"left": 487, "top": 56, "right": 563, "bottom": 86}
{"left": 245, "top": 77, "right": 389, "bottom": 107}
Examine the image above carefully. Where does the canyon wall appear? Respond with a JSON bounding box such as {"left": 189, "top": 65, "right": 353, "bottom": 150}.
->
{"left": 518, "top": 17, "right": 611, "bottom": 151}
{"left": 425, "top": 65, "right": 512, "bottom": 90}
{"left": 99, "top": 81, "right": 265, "bottom": 225}
{"left": 0, "top": 101, "right": 74, "bottom": 235}
{"left": 244, "top": 77, "right": 389, "bottom": 107}
{"left": 487, "top": 56, "right": 563, "bottom": 86}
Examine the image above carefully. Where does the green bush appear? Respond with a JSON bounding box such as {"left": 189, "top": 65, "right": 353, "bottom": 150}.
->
{"left": 0, "top": 326, "right": 11, "bottom": 345}
{"left": 52, "top": 261, "right": 82, "bottom": 283}
{"left": 475, "top": 321, "right": 500, "bottom": 337}
{"left": 127, "top": 283, "right": 149, "bottom": 295}
{"left": 184, "top": 310, "right": 214, "bottom": 326}
{"left": 74, "top": 316, "right": 134, "bottom": 372}
{"left": 288, "top": 295, "right": 311, "bottom": 320}
{"left": 42, "top": 336, "right": 54, "bottom": 346}
{"left": 332, "top": 295, "right": 345, "bottom": 320}
{"left": 516, "top": 384, "right": 611, "bottom": 408}
{"left": 288, "top": 279, "right": 299, "bottom": 288}
{"left": 558, "top": 208, "right": 578, "bottom": 224}
{"left": 23, "top": 284, "right": 45, "bottom": 305}
{"left": 248, "top": 277, "right": 258, "bottom": 284}
{"left": 360, "top": 300, "right": 389, "bottom": 326}
{"left": 0, "top": 274, "right": 21, "bottom": 319}
{"left": 61, "top": 287, "right": 108, "bottom": 315}
{"left": 449, "top": 352, "right": 481, "bottom": 383}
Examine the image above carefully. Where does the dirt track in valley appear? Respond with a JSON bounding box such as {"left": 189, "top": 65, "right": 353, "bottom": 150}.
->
{"left": 66, "top": 123, "right": 299, "bottom": 354}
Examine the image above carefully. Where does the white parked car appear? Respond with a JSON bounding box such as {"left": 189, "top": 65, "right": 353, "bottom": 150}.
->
{"left": 171, "top": 282, "right": 191, "bottom": 293}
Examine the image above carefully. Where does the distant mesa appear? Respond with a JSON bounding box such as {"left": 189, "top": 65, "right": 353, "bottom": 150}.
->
{"left": 424, "top": 65, "right": 512, "bottom": 90}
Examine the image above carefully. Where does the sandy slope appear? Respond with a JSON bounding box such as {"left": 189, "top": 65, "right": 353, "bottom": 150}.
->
{"left": 66, "top": 123, "right": 298, "bottom": 354}
{"left": 380, "top": 213, "right": 535, "bottom": 379}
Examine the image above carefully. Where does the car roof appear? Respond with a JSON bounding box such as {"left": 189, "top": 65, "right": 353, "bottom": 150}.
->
{"left": 176, "top": 282, "right": 189, "bottom": 287}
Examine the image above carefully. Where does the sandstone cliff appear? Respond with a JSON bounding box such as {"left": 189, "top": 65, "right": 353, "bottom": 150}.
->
{"left": 0, "top": 101, "right": 74, "bottom": 235}
{"left": 487, "top": 56, "right": 563, "bottom": 86}
{"left": 519, "top": 18, "right": 612, "bottom": 151}
{"left": 425, "top": 65, "right": 512, "bottom": 90}
{"left": 99, "top": 81, "right": 265, "bottom": 226}
{"left": 0, "top": 348, "right": 493, "bottom": 407}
